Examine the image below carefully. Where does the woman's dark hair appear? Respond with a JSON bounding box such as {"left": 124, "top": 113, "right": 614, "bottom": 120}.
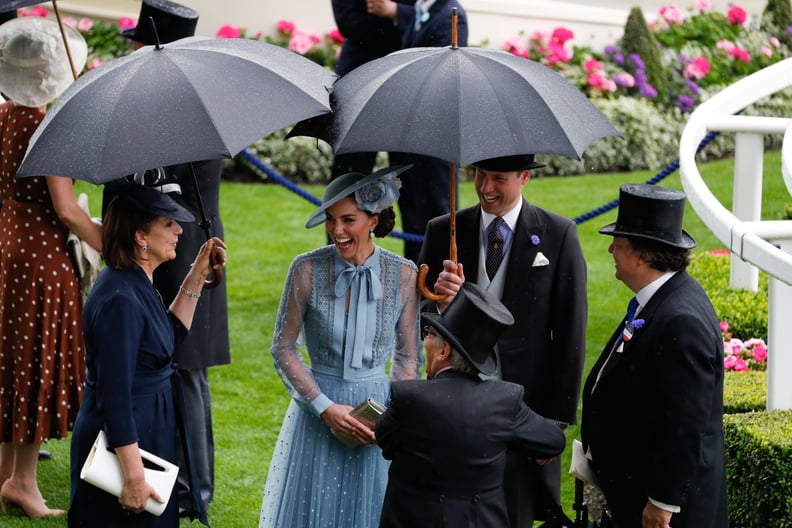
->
{"left": 102, "top": 195, "right": 157, "bottom": 270}
{"left": 373, "top": 207, "right": 396, "bottom": 238}
{"left": 629, "top": 237, "right": 691, "bottom": 272}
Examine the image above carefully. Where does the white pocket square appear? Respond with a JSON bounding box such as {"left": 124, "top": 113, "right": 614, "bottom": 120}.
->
{"left": 532, "top": 252, "right": 550, "bottom": 267}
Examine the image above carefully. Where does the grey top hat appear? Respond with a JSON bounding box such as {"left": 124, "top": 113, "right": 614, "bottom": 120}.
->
{"left": 121, "top": 0, "right": 199, "bottom": 45}
{"left": 474, "top": 154, "right": 546, "bottom": 172}
{"left": 599, "top": 183, "right": 696, "bottom": 249}
{"left": 421, "top": 282, "right": 514, "bottom": 376}
{"left": 0, "top": 17, "right": 88, "bottom": 107}
{"left": 305, "top": 165, "right": 412, "bottom": 228}
{"left": 116, "top": 181, "right": 195, "bottom": 222}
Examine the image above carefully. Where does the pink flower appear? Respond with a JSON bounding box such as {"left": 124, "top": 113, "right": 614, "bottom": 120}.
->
{"left": 770, "top": 36, "right": 781, "bottom": 48}
{"left": 761, "top": 46, "right": 773, "bottom": 58}
{"left": 504, "top": 36, "right": 527, "bottom": 58}
{"left": 277, "top": 20, "right": 295, "bottom": 35}
{"left": 710, "top": 249, "right": 730, "bottom": 256}
{"left": 20, "top": 5, "right": 48, "bottom": 17}
{"left": 118, "top": 17, "right": 136, "bottom": 31}
{"left": 88, "top": 58, "right": 104, "bottom": 70}
{"left": 546, "top": 41, "right": 572, "bottom": 65}
{"left": 717, "top": 39, "right": 736, "bottom": 53}
{"left": 733, "top": 357, "right": 749, "bottom": 371}
{"left": 584, "top": 58, "right": 603, "bottom": 74}
{"left": 719, "top": 321, "right": 730, "bottom": 334}
{"left": 551, "top": 27, "right": 574, "bottom": 45}
{"left": 730, "top": 47, "right": 750, "bottom": 63}
{"left": 587, "top": 73, "right": 616, "bottom": 92}
{"left": 727, "top": 5, "right": 747, "bottom": 25}
{"left": 752, "top": 344, "right": 768, "bottom": 362}
{"left": 683, "top": 56, "right": 710, "bottom": 79}
{"left": 328, "top": 28, "right": 345, "bottom": 44}
{"left": 289, "top": 30, "right": 316, "bottom": 55}
{"left": 695, "top": 0, "right": 711, "bottom": 10}
{"left": 612, "top": 72, "right": 635, "bottom": 88}
{"left": 728, "top": 338, "right": 744, "bottom": 355}
{"left": 724, "top": 354, "right": 739, "bottom": 370}
{"left": 62, "top": 16, "right": 77, "bottom": 27}
{"left": 216, "top": 24, "right": 241, "bottom": 39}
{"left": 78, "top": 18, "right": 93, "bottom": 32}
{"left": 659, "top": 4, "right": 684, "bottom": 24}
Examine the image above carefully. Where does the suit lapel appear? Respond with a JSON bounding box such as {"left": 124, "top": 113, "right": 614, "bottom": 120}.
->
{"left": 502, "top": 201, "right": 544, "bottom": 302}
{"left": 456, "top": 206, "right": 482, "bottom": 278}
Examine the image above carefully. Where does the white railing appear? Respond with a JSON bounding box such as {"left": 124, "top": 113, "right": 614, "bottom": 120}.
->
{"left": 679, "top": 57, "right": 792, "bottom": 411}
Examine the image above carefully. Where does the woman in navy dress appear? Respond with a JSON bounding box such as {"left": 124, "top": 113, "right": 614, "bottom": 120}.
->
{"left": 68, "top": 183, "right": 225, "bottom": 528}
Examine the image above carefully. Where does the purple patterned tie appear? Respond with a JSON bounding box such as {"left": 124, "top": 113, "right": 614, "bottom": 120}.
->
{"left": 486, "top": 217, "right": 505, "bottom": 280}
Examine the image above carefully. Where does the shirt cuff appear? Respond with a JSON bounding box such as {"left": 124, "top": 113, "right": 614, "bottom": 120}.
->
{"left": 649, "top": 497, "right": 681, "bottom": 513}
{"left": 309, "top": 394, "right": 333, "bottom": 416}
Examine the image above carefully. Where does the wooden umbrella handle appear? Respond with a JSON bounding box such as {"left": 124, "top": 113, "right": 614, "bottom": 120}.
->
{"left": 418, "top": 164, "right": 458, "bottom": 301}
{"left": 203, "top": 246, "right": 224, "bottom": 289}
{"left": 51, "top": 1, "right": 79, "bottom": 81}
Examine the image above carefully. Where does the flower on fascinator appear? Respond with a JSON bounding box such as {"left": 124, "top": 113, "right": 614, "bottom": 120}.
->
{"left": 356, "top": 173, "right": 402, "bottom": 214}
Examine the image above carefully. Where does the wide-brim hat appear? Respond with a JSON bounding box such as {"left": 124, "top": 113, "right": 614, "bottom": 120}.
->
{"left": 121, "top": 0, "right": 199, "bottom": 45}
{"left": 474, "top": 154, "right": 546, "bottom": 172}
{"left": 0, "top": 17, "right": 88, "bottom": 108}
{"left": 305, "top": 165, "right": 412, "bottom": 228}
{"left": 115, "top": 181, "right": 195, "bottom": 222}
{"left": 421, "top": 282, "right": 514, "bottom": 376}
{"left": 599, "top": 183, "right": 696, "bottom": 249}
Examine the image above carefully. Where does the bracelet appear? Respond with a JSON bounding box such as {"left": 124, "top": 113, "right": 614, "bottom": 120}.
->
{"left": 179, "top": 286, "right": 201, "bottom": 299}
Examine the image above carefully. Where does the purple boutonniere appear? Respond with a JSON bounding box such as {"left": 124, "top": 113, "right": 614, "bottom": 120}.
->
{"left": 623, "top": 318, "right": 645, "bottom": 342}
{"left": 530, "top": 234, "right": 541, "bottom": 246}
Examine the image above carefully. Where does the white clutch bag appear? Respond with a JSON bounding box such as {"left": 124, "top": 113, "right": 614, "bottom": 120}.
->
{"left": 79, "top": 430, "right": 179, "bottom": 516}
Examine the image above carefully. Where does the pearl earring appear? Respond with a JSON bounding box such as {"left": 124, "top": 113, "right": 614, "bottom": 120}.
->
{"left": 370, "top": 230, "right": 374, "bottom": 239}
{"left": 142, "top": 245, "right": 147, "bottom": 252}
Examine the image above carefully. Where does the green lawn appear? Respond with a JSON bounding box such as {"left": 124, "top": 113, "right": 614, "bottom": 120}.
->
{"left": 13, "top": 150, "right": 785, "bottom": 527}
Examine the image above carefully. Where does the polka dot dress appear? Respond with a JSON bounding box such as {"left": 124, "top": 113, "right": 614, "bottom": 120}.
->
{"left": 0, "top": 101, "right": 85, "bottom": 444}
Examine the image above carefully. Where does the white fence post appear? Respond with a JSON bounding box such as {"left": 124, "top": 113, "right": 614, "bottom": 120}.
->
{"left": 730, "top": 133, "right": 764, "bottom": 291}
{"left": 767, "top": 238, "right": 792, "bottom": 410}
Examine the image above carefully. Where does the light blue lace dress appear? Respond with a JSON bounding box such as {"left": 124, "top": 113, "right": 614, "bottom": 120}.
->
{"left": 259, "top": 245, "right": 422, "bottom": 527}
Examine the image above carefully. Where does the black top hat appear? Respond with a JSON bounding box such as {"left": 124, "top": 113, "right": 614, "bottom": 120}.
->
{"left": 421, "top": 283, "right": 514, "bottom": 376}
{"left": 0, "top": 9, "right": 17, "bottom": 25}
{"left": 599, "top": 184, "right": 696, "bottom": 249}
{"left": 121, "top": 0, "right": 199, "bottom": 45}
{"left": 474, "top": 154, "right": 546, "bottom": 172}
{"left": 305, "top": 165, "right": 412, "bottom": 228}
{"left": 116, "top": 181, "right": 195, "bottom": 222}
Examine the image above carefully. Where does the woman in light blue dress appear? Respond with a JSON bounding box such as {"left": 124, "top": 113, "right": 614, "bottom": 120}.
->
{"left": 259, "top": 166, "right": 422, "bottom": 527}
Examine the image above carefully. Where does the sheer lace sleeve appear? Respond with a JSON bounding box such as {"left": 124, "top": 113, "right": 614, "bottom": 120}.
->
{"left": 389, "top": 260, "right": 423, "bottom": 381}
{"left": 270, "top": 254, "right": 331, "bottom": 415}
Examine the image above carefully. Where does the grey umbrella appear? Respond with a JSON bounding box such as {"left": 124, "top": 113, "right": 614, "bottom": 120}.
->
{"left": 290, "top": 13, "right": 620, "bottom": 299}
{"left": 17, "top": 34, "right": 335, "bottom": 287}
{"left": 17, "top": 35, "right": 335, "bottom": 183}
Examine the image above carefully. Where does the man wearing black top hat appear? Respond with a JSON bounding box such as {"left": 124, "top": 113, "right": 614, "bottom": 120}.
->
{"left": 376, "top": 282, "right": 566, "bottom": 528}
{"left": 581, "top": 184, "right": 727, "bottom": 527}
{"left": 417, "top": 153, "right": 587, "bottom": 526}
{"left": 104, "top": 0, "right": 230, "bottom": 515}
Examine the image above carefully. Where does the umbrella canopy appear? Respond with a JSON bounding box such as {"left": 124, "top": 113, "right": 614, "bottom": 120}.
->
{"left": 16, "top": 35, "right": 335, "bottom": 183}
{"left": 291, "top": 44, "right": 621, "bottom": 166}
{"left": 0, "top": 0, "right": 40, "bottom": 10}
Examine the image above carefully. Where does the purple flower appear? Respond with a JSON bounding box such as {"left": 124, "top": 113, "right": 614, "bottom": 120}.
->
{"left": 632, "top": 319, "right": 645, "bottom": 329}
{"left": 677, "top": 94, "right": 695, "bottom": 112}
{"left": 629, "top": 53, "right": 645, "bottom": 70}
{"left": 613, "top": 53, "right": 625, "bottom": 66}
{"left": 639, "top": 83, "right": 658, "bottom": 99}
{"left": 787, "top": 25, "right": 792, "bottom": 36}
{"left": 684, "top": 79, "right": 700, "bottom": 95}
{"left": 530, "top": 234, "right": 541, "bottom": 246}
{"left": 604, "top": 44, "right": 617, "bottom": 55}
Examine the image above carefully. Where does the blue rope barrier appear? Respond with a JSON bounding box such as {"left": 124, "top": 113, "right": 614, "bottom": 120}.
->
{"left": 573, "top": 130, "right": 721, "bottom": 224}
{"left": 243, "top": 129, "right": 720, "bottom": 241}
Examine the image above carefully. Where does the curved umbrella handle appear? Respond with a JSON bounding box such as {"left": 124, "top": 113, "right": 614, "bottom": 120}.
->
{"left": 203, "top": 246, "right": 224, "bottom": 290}
{"left": 418, "top": 264, "right": 448, "bottom": 302}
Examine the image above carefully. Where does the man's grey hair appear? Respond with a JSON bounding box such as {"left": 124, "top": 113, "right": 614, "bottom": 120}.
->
{"left": 447, "top": 346, "right": 478, "bottom": 376}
